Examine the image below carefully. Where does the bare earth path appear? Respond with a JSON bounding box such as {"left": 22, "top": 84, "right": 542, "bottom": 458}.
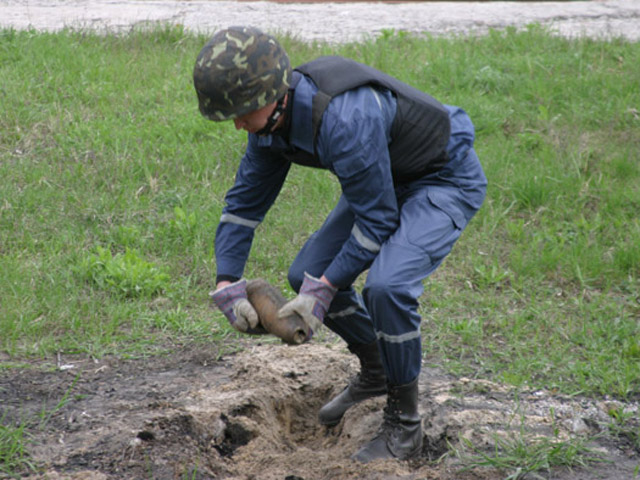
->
{"left": 1, "top": 2, "right": 639, "bottom": 480}
{"left": 1, "top": 342, "right": 639, "bottom": 480}
{"left": 1, "top": 0, "right": 640, "bottom": 43}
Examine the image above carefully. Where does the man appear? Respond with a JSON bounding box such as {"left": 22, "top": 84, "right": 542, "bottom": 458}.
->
{"left": 195, "top": 26, "right": 487, "bottom": 463}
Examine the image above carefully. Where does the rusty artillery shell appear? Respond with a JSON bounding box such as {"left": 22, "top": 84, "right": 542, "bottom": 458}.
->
{"left": 246, "top": 279, "right": 310, "bottom": 345}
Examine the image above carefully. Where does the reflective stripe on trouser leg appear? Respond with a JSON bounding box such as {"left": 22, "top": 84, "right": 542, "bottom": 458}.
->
{"left": 365, "top": 139, "right": 487, "bottom": 385}
{"left": 287, "top": 196, "right": 376, "bottom": 345}
{"left": 363, "top": 186, "right": 464, "bottom": 385}
{"left": 324, "top": 290, "right": 374, "bottom": 345}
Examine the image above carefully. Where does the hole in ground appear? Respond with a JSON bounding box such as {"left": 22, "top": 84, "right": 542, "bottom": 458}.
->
{"left": 210, "top": 386, "right": 332, "bottom": 458}
{"left": 213, "top": 413, "right": 255, "bottom": 458}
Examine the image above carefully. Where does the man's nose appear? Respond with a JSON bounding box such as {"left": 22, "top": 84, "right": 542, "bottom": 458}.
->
{"left": 234, "top": 118, "right": 245, "bottom": 130}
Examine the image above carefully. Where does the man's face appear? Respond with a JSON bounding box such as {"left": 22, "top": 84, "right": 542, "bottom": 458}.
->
{"left": 233, "top": 102, "right": 277, "bottom": 134}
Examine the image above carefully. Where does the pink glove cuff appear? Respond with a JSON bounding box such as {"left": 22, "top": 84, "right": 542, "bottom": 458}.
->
{"left": 210, "top": 279, "right": 248, "bottom": 321}
{"left": 300, "top": 272, "right": 337, "bottom": 319}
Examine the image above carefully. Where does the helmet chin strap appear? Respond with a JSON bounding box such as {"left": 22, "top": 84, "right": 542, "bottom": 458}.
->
{"left": 255, "top": 96, "right": 286, "bottom": 136}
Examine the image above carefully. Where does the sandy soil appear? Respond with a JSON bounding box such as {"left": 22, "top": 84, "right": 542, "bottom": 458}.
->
{"left": 1, "top": 339, "right": 638, "bottom": 479}
{"left": 1, "top": 0, "right": 639, "bottom": 43}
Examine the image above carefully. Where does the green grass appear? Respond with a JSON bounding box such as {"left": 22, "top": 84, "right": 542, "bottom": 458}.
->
{"left": 607, "top": 405, "right": 640, "bottom": 452}
{"left": 0, "top": 24, "right": 638, "bottom": 403}
{"left": 454, "top": 405, "right": 606, "bottom": 480}
{"left": 0, "top": 414, "right": 34, "bottom": 478}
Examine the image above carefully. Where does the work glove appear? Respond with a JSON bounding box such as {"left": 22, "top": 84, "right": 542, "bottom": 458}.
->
{"left": 210, "top": 279, "right": 260, "bottom": 333}
{"left": 278, "top": 272, "right": 337, "bottom": 336}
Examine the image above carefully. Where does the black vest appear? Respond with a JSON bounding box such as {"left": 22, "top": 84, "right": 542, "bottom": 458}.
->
{"left": 284, "top": 56, "right": 451, "bottom": 184}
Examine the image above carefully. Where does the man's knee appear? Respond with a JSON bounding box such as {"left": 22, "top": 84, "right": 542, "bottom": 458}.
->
{"left": 363, "top": 279, "right": 404, "bottom": 309}
{"left": 287, "top": 265, "right": 304, "bottom": 293}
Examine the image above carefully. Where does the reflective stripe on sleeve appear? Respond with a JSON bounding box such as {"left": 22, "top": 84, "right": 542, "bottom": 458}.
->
{"left": 352, "top": 224, "right": 381, "bottom": 253}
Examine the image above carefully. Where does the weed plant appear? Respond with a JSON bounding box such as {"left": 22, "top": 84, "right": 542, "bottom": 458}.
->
{"left": 0, "top": 25, "right": 638, "bottom": 403}
{"left": 0, "top": 413, "right": 34, "bottom": 477}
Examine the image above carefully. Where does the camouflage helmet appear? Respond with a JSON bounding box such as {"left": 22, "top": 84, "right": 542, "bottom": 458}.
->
{"left": 193, "top": 26, "right": 292, "bottom": 121}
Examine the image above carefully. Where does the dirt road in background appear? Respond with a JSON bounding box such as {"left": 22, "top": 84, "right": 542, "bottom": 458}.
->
{"left": 1, "top": 0, "right": 639, "bottom": 43}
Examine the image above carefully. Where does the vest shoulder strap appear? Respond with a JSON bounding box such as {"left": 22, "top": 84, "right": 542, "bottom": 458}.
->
{"left": 296, "top": 56, "right": 378, "bottom": 139}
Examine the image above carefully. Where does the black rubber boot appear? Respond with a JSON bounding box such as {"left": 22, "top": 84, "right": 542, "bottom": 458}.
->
{"left": 351, "top": 377, "right": 422, "bottom": 463}
{"left": 318, "top": 341, "right": 387, "bottom": 426}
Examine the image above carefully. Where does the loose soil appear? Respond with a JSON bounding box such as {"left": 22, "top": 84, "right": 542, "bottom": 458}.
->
{"left": 1, "top": 340, "right": 638, "bottom": 479}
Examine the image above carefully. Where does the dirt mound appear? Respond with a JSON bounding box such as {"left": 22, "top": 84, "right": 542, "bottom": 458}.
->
{"left": 1, "top": 342, "right": 638, "bottom": 479}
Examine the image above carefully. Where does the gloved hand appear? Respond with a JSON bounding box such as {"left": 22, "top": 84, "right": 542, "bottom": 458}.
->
{"left": 278, "top": 272, "right": 337, "bottom": 335}
{"left": 210, "top": 279, "right": 259, "bottom": 333}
